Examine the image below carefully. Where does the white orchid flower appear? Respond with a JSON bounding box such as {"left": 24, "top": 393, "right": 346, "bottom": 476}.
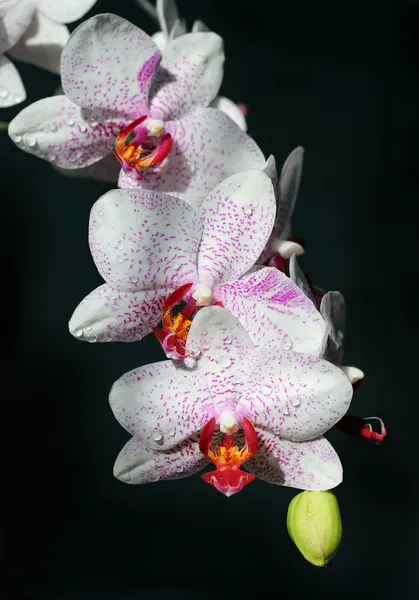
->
{"left": 69, "top": 170, "right": 326, "bottom": 360}
{"left": 137, "top": 0, "right": 247, "bottom": 131}
{"left": 110, "top": 305, "right": 353, "bottom": 495}
{"left": 0, "top": 0, "right": 97, "bottom": 107}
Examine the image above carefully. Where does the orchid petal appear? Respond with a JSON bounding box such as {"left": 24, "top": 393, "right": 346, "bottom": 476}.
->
{"left": 38, "top": 0, "right": 97, "bottom": 23}
{"left": 187, "top": 305, "right": 253, "bottom": 404}
{"left": 320, "top": 291, "right": 345, "bottom": 365}
{"left": 8, "top": 12, "right": 69, "bottom": 74}
{"left": 340, "top": 365, "right": 364, "bottom": 384}
{"left": 150, "top": 31, "right": 167, "bottom": 51}
{"left": 0, "top": 54, "right": 25, "bottom": 107}
{"left": 53, "top": 152, "right": 120, "bottom": 182}
{"left": 114, "top": 436, "right": 207, "bottom": 484}
{"left": 246, "top": 431, "right": 342, "bottom": 491}
{"left": 197, "top": 170, "right": 275, "bottom": 286}
{"left": 0, "top": 0, "right": 35, "bottom": 54}
{"left": 89, "top": 188, "right": 200, "bottom": 291}
{"left": 109, "top": 361, "right": 214, "bottom": 450}
{"left": 149, "top": 32, "right": 224, "bottom": 121}
{"left": 61, "top": 14, "right": 160, "bottom": 116}
{"left": 156, "top": 0, "right": 179, "bottom": 38}
{"left": 288, "top": 254, "right": 314, "bottom": 303}
{"left": 217, "top": 267, "right": 326, "bottom": 355}
{"left": 69, "top": 284, "right": 165, "bottom": 343}
{"left": 209, "top": 95, "right": 247, "bottom": 132}
{"left": 8, "top": 95, "right": 119, "bottom": 167}
{"left": 273, "top": 146, "right": 304, "bottom": 240}
{"left": 118, "top": 107, "right": 267, "bottom": 209}
{"left": 275, "top": 239, "right": 304, "bottom": 259}
{"left": 169, "top": 19, "right": 187, "bottom": 40}
{"left": 237, "top": 348, "right": 353, "bottom": 441}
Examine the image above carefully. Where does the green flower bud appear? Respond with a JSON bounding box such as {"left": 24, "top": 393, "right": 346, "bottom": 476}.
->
{"left": 287, "top": 490, "right": 342, "bottom": 567}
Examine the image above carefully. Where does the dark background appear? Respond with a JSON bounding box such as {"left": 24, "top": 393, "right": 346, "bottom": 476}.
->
{"left": 2, "top": 1, "right": 417, "bottom": 598}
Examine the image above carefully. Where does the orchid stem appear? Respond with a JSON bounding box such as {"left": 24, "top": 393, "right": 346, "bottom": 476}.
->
{"left": 134, "top": 0, "right": 159, "bottom": 24}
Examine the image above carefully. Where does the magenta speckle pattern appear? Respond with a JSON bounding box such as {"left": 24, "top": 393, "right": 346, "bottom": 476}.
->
{"left": 245, "top": 431, "right": 342, "bottom": 491}
{"left": 118, "top": 108, "right": 267, "bottom": 209}
{"left": 197, "top": 170, "right": 275, "bottom": 285}
{"left": 61, "top": 14, "right": 160, "bottom": 116}
{"left": 148, "top": 33, "right": 224, "bottom": 121}
{"left": 137, "top": 51, "right": 161, "bottom": 94}
{"left": 217, "top": 267, "right": 327, "bottom": 355}
{"left": 89, "top": 188, "right": 200, "bottom": 292}
{"left": 114, "top": 436, "right": 209, "bottom": 484}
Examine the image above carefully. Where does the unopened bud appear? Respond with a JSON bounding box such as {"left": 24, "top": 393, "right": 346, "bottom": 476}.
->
{"left": 287, "top": 491, "right": 342, "bottom": 567}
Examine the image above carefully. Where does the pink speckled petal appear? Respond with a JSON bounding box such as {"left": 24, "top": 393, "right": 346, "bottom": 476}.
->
{"left": 156, "top": 0, "right": 179, "bottom": 38}
{"left": 209, "top": 95, "right": 247, "bottom": 132}
{"left": 61, "top": 14, "right": 160, "bottom": 116}
{"left": 89, "top": 188, "right": 200, "bottom": 292}
{"left": 0, "top": 54, "right": 25, "bottom": 107}
{"left": 109, "top": 360, "right": 215, "bottom": 450}
{"left": 198, "top": 170, "right": 275, "bottom": 286}
{"left": 8, "top": 95, "right": 121, "bottom": 168}
{"left": 217, "top": 267, "right": 326, "bottom": 355}
{"left": 38, "top": 0, "right": 97, "bottom": 24}
{"left": 236, "top": 347, "right": 353, "bottom": 441}
{"left": 187, "top": 306, "right": 253, "bottom": 409}
{"left": 149, "top": 32, "right": 224, "bottom": 121}
{"left": 191, "top": 20, "right": 209, "bottom": 33}
{"left": 320, "top": 291, "right": 345, "bottom": 365}
{"left": 69, "top": 283, "right": 166, "bottom": 343}
{"left": 114, "top": 436, "right": 207, "bottom": 484}
{"left": 118, "top": 107, "right": 267, "bottom": 209}
{"left": 246, "top": 431, "right": 342, "bottom": 491}
{"left": 8, "top": 12, "right": 69, "bottom": 74}
{"left": 0, "top": 0, "right": 35, "bottom": 54}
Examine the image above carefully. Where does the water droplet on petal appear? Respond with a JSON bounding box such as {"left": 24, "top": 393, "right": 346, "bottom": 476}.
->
{"left": 80, "top": 124, "right": 87, "bottom": 133}
{"left": 25, "top": 135, "right": 36, "bottom": 147}
{"left": 220, "top": 355, "right": 231, "bottom": 368}
{"left": 0, "top": 87, "right": 9, "bottom": 99}
{"left": 117, "top": 256, "right": 124, "bottom": 264}
{"left": 243, "top": 206, "right": 253, "bottom": 216}
{"left": 88, "top": 335, "right": 97, "bottom": 343}
{"left": 13, "top": 134, "right": 22, "bottom": 143}
{"left": 182, "top": 414, "right": 190, "bottom": 422}
{"left": 188, "top": 343, "right": 201, "bottom": 358}
{"left": 98, "top": 211, "right": 104, "bottom": 217}
{"left": 86, "top": 325, "right": 92, "bottom": 331}
{"left": 130, "top": 275, "right": 139, "bottom": 284}
{"left": 250, "top": 200, "right": 259, "bottom": 208}
{"left": 175, "top": 464, "right": 184, "bottom": 473}
{"left": 151, "top": 429, "right": 163, "bottom": 441}
{"left": 233, "top": 391, "right": 241, "bottom": 400}
{"left": 75, "top": 329, "right": 83, "bottom": 337}
{"left": 291, "top": 397, "right": 300, "bottom": 407}
{"left": 49, "top": 122, "right": 57, "bottom": 132}
{"left": 168, "top": 427, "right": 176, "bottom": 437}
{"left": 67, "top": 118, "right": 75, "bottom": 127}
{"left": 224, "top": 337, "right": 232, "bottom": 345}
{"left": 282, "top": 402, "right": 291, "bottom": 415}
{"left": 118, "top": 243, "right": 124, "bottom": 250}
{"left": 262, "top": 385, "right": 272, "bottom": 395}
{"left": 201, "top": 330, "right": 208, "bottom": 336}
{"left": 187, "top": 161, "right": 195, "bottom": 173}
{"left": 281, "top": 334, "right": 293, "bottom": 350}
{"left": 172, "top": 262, "right": 180, "bottom": 270}
{"left": 234, "top": 377, "right": 242, "bottom": 385}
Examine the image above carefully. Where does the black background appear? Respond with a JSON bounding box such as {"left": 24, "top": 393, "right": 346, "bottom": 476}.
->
{"left": 2, "top": 1, "right": 418, "bottom": 598}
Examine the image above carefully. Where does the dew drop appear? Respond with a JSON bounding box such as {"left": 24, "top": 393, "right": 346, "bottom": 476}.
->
{"left": 118, "top": 242, "right": 124, "bottom": 250}
{"left": 262, "top": 385, "right": 272, "bottom": 395}
{"left": 98, "top": 210, "right": 104, "bottom": 217}
{"left": 49, "top": 122, "right": 57, "bottom": 132}
{"left": 67, "top": 118, "right": 75, "bottom": 127}
{"left": 187, "top": 343, "right": 201, "bottom": 358}
{"left": 117, "top": 256, "right": 124, "bottom": 264}
{"left": 86, "top": 325, "right": 92, "bottom": 331}
{"left": 167, "top": 427, "right": 176, "bottom": 437}
{"left": 80, "top": 124, "right": 87, "bottom": 132}
{"left": 243, "top": 206, "right": 253, "bottom": 216}
{"left": 291, "top": 397, "right": 300, "bottom": 407}
{"left": 182, "top": 414, "right": 190, "bottom": 422}
{"left": 0, "top": 87, "right": 9, "bottom": 99}
{"left": 131, "top": 275, "right": 139, "bottom": 284}
{"left": 250, "top": 200, "right": 259, "bottom": 208}
{"left": 13, "top": 134, "right": 22, "bottom": 143}
{"left": 220, "top": 355, "right": 232, "bottom": 368}
{"left": 224, "top": 337, "right": 232, "bottom": 345}
{"left": 172, "top": 262, "right": 180, "bottom": 270}
{"left": 282, "top": 402, "right": 291, "bottom": 415}
{"left": 88, "top": 335, "right": 97, "bottom": 343}
{"left": 233, "top": 391, "right": 241, "bottom": 400}
{"left": 187, "top": 161, "right": 195, "bottom": 173}
{"left": 201, "top": 330, "right": 208, "bottom": 336}
{"left": 75, "top": 329, "right": 83, "bottom": 337}
{"left": 201, "top": 342, "right": 210, "bottom": 351}
{"left": 281, "top": 334, "right": 293, "bottom": 350}
{"left": 25, "top": 135, "right": 36, "bottom": 147}
{"left": 234, "top": 376, "right": 242, "bottom": 385}
{"left": 151, "top": 429, "right": 163, "bottom": 441}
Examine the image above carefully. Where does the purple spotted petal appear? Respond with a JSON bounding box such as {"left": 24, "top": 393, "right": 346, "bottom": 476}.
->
{"left": 118, "top": 107, "right": 267, "bottom": 210}
{"left": 197, "top": 170, "right": 275, "bottom": 286}
{"left": 113, "top": 436, "right": 207, "bottom": 484}
{"left": 187, "top": 306, "right": 253, "bottom": 409}
{"left": 38, "top": 0, "right": 97, "bottom": 24}
{"left": 217, "top": 267, "right": 326, "bottom": 355}
{"left": 68, "top": 283, "right": 166, "bottom": 343}
{"left": 320, "top": 291, "right": 345, "bottom": 365}
{"left": 149, "top": 32, "right": 224, "bottom": 122}
{"left": 0, "top": 54, "right": 25, "bottom": 107}
{"left": 89, "top": 188, "right": 201, "bottom": 291}
{"left": 236, "top": 348, "right": 352, "bottom": 441}
{"left": 109, "top": 360, "right": 215, "bottom": 450}
{"left": 61, "top": 13, "right": 160, "bottom": 116}
{"left": 0, "top": 0, "right": 35, "bottom": 54}
{"left": 8, "top": 95, "right": 121, "bottom": 168}
{"left": 246, "top": 431, "right": 342, "bottom": 491}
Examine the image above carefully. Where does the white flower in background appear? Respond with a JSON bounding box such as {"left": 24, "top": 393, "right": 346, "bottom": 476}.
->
{"left": 9, "top": 14, "right": 268, "bottom": 207}
{"left": 0, "top": 0, "right": 96, "bottom": 107}
{"left": 109, "top": 306, "right": 352, "bottom": 494}
{"left": 136, "top": 0, "right": 247, "bottom": 131}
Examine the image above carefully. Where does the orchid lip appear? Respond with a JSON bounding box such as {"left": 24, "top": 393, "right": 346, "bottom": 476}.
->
{"left": 114, "top": 116, "right": 172, "bottom": 177}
